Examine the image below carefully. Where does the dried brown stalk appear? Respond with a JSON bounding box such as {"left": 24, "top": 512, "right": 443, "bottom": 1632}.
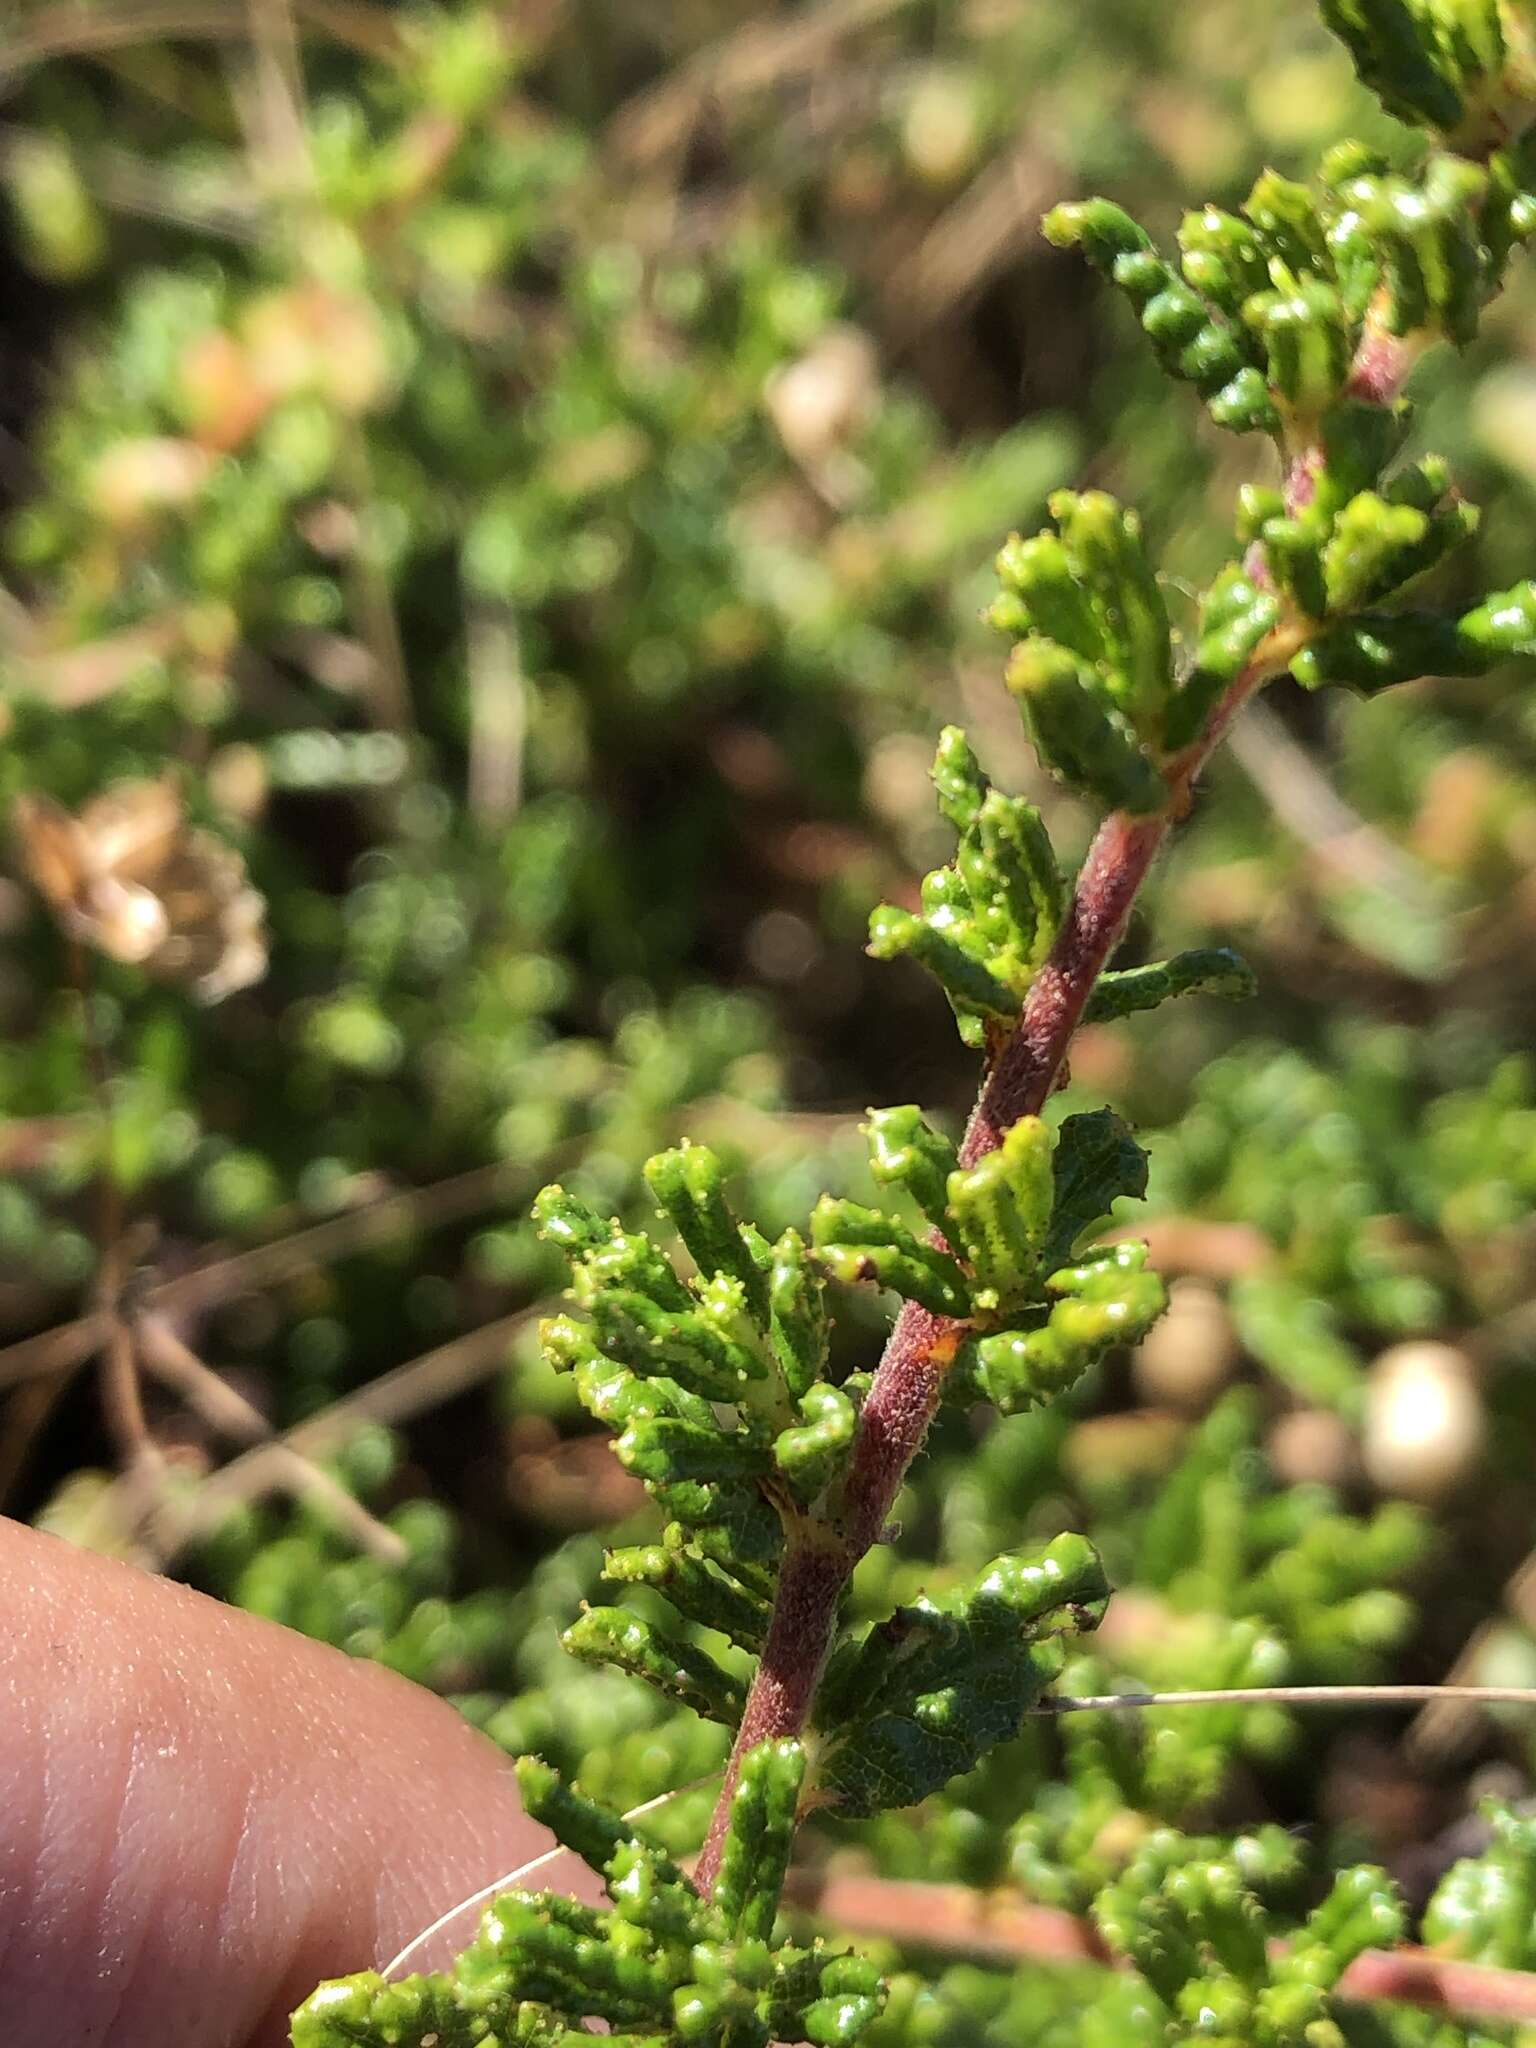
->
{"left": 785, "top": 1871, "right": 1536, "bottom": 2027}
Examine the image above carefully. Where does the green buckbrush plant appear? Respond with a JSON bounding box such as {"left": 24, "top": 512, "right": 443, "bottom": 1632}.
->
{"left": 292, "top": 4, "right": 1536, "bottom": 2042}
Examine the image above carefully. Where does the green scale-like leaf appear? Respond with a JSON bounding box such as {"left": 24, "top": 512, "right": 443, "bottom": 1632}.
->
{"left": 603, "top": 1533, "right": 771, "bottom": 1654}
{"left": 813, "top": 1533, "right": 1110, "bottom": 1816}
{"left": 563, "top": 1606, "right": 747, "bottom": 1725}
{"left": 1005, "top": 640, "right": 1168, "bottom": 814}
{"left": 990, "top": 491, "right": 1176, "bottom": 806}
{"left": 291, "top": 1972, "right": 558, "bottom": 2048}
{"left": 868, "top": 728, "right": 1064, "bottom": 1047}
{"left": 1045, "top": 491, "right": 1173, "bottom": 740}
{"left": 764, "top": 1226, "right": 829, "bottom": 1401}
{"left": 774, "top": 1381, "right": 858, "bottom": 1505}
{"left": 517, "top": 1753, "right": 690, "bottom": 1884}
{"left": 644, "top": 1143, "right": 769, "bottom": 1322}
{"left": 821, "top": 1107, "right": 1153, "bottom": 1339}
{"left": 945, "top": 1115, "right": 1056, "bottom": 1311}
{"left": 864, "top": 1105, "right": 960, "bottom": 1233}
{"left": 809, "top": 1194, "right": 972, "bottom": 1318}
{"left": 615, "top": 1415, "right": 770, "bottom": 1489}
{"left": 1320, "top": 0, "right": 1508, "bottom": 136}
{"left": 1167, "top": 569, "right": 1284, "bottom": 750}
{"left": 711, "top": 1739, "right": 806, "bottom": 1943}
{"left": 1046, "top": 1108, "right": 1151, "bottom": 1268}
{"left": 1290, "top": 576, "right": 1536, "bottom": 691}
{"left": 1043, "top": 198, "right": 1277, "bottom": 434}
{"left": 969, "top": 1240, "right": 1167, "bottom": 1416}
{"left": 1084, "top": 946, "right": 1257, "bottom": 1023}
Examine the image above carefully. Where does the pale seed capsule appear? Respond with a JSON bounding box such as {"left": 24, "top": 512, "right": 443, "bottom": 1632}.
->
{"left": 1131, "top": 1278, "right": 1238, "bottom": 1411}
{"left": 1266, "top": 1405, "right": 1358, "bottom": 1490}
{"left": 763, "top": 325, "right": 878, "bottom": 468}
{"left": 1362, "top": 1340, "right": 1484, "bottom": 1501}
{"left": 901, "top": 69, "right": 981, "bottom": 187}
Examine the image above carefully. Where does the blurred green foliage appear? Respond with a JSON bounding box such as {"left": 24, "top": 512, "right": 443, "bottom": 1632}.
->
{"left": 6, "top": 1, "right": 1536, "bottom": 2045}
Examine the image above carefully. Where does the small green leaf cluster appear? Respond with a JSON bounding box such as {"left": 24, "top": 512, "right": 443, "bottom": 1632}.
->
{"left": 811, "top": 1100, "right": 1163, "bottom": 1413}
{"left": 537, "top": 1138, "right": 840, "bottom": 1524}
{"left": 1047, "top": 147, "right": 1531, "bottom": 440}
{"left": 986, "top": 476, "right": 1321, "bottom": 818}
{"left": 868, "top": 728, "right": 1254, "bottom": 1041}
{"left": 868, "top": 727, "right": 1065, "bottom": 1041}
{"left": 1034, "top": 0, "right": 1536, "bottom": 744}
{"left": 528, "top": 1151, "right": 852, "bottom": 1739}
{"left": 1150, "top": 1033, "right": 1536, "bottom": 1403}
{"left": 1094, "top": 1830, "right": 1404, "bottom": 2047}
{"left": 527, "top": 1123, "right": 1141, "bottom": 1765}
{"left": 1041, "top": 185, "right": 1536, "bottom": 707}
{"left": 1320, "top": 0, "right": 1536, "bottom": 142}
{"left": 293, "top": 1743, "right": 883, "bottom": 2048}
{"left": 811, "top": 1532, "right": 1109, "bottom": 1816}
{"left": 989, "top": 491, "right": 1180, "bottom": 810}
{"left": 1422, "top": 1800, "right": 1536, "bottom": 1965}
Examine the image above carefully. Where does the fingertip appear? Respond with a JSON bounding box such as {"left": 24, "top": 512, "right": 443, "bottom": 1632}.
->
{"left": 0, "top": 1517, "right": 553, "bottom": 2047}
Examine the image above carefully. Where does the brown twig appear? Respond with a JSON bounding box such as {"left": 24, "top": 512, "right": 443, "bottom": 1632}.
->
{"left": 0, "top": 1366, "right": 79, "bottom": 1503}
{"left": 127, "top": 1308, "right": 538, "bottom": 1561}
{"left": 333, "top": 425, "right": 416, "bottom": 737}
{"left": 0, "top": 2, "right": 249, "bottom": 84}
{"left": 785, "top": 1871, "right": 1536, "bottom": 2026}
{"left": 0, "top": 0, "right": 399, "bottom": 87}
{"left": 695, "top": 307, "right": 1422, "bottom": 1886}
{"left": 0, "top": 1157, "right": 525, "bottom": 1395}
{"left": 881, "top": 141, "right": 1059, "bottom": 334}
{"left": 98, "top": 1313, "right": 160, "bottom": 1480}
{"left": 1033, "top": 1683, "right": 1536, "bottom": 1713}
{"left": 0, "top": 1101, "right": 862, "bottom": 1397}
{"left": 608, "top": 0, "right": 922, "bottom": 168}
{"left": 1225, "top": 695, "right": 1435, "bottom": 907}
{"left": 466, "top": 603, "right": 527, "bottom": 828}
{"left": 1409, "top": 1545, "right": 1536, "bottom": 1763}
{"left": 694, "top": 640, "right": 1288, "bottom": 1891}
{"left": 133, "top": 1311, "right": 407, "bottom": 1563}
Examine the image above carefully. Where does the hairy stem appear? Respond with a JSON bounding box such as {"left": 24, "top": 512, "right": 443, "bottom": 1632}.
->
{"left": 694, "top": 653, "right": 1277, "bottom": 1890}
{"left": 695, "top": 309, "right": 1406, "bottom": 1879}
{"left": 695, "top": 301, "right": 1422, "bottom": 1887}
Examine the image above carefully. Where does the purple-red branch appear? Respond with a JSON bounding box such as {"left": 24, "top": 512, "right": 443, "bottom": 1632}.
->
{"left": 695, "top": 222, "right": 1436, "bottom": 1906}
{"left": 696, "top": 329, "right": 1405, "bottom": 1885}
{"left": 693, "top": 655, "right": 1272, "bottom": 1891}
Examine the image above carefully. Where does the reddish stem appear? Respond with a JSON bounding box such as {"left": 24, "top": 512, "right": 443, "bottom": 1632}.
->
{"left": 837, "top": 804, "right": 1168, "bottom": 1571}
{"left": 696, "top": 251, "right": 1432, "bottom": 1901}
{"left": 787, "top": 1871, "right": 1536, "bottom": 2028}
{"left": 694, "top": 657, "right": 1272, "bottom": 1891}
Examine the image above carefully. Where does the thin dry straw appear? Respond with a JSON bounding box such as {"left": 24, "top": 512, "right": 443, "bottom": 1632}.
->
{"left": 1032, "top": 1683, "right": 1536, "bottom": 1713}
{"left": 380, "top": 1773, "right": 720, "bottom": 1981}
{"left": 379, "top": 1681, "right": 1536, "bottom": 1982}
